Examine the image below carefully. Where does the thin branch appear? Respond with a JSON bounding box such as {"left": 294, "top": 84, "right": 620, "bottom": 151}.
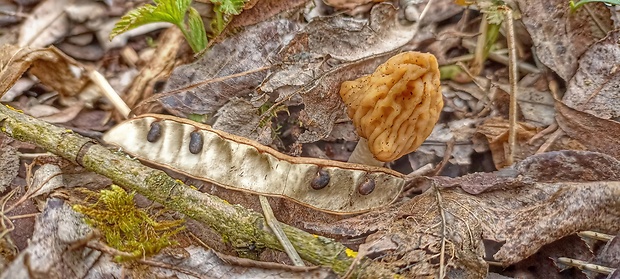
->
{"left": 504, "top": 7, "right": 518, "bottom": 166}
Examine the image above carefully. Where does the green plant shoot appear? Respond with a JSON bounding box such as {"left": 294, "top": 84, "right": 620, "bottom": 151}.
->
{"left": 570, "top": 0, "right": 620, "bottom": 11}
{"left": 110, "top": 0, "right": 206, "bottom": 52}
{"left": 110, "top": 0, "right": 246, "bottom": 53}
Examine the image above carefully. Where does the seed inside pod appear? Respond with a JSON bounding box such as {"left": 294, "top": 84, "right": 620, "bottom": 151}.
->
{"left": 358, "top": 177, "right": 376, "bottom": 195}
{"left": 310, "top": 169, "right": 330, "bottom": 190}
{"left": 147, "top": 122, "right": 162, "bottom": 142}
{"left": 189, "top": 131, "right": 203, "bottom": 154}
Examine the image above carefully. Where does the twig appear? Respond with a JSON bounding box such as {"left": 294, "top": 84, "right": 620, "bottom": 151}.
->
{"left": 259, "top": 195, "right": 304, "bottom": 266}
{"left": 434, "top": 186, "right": 447, "bottom": 279}
{"left": 557, "top": 257, "right": 615, "bottom": 275}
{"left": 504, "top": 7, "right": 518, "bottom": 166}
{"left": 89, "top": 70, "right": 131, "bottom": 119}
{"left": 578, "top": 231, "right": 614, "bottom": 242}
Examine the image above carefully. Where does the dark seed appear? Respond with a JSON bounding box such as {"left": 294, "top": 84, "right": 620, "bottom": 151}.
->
{"left": 358, "top": 177, "right": 375, "bottom": 195}
{"left": 310, "top": 169, "right": 330, "bottom": 190}
{"left": 189, "top": 131, "right": 203, "bottom": 154}
{"left": 147, "top": 122, "right": 162, "bottom": 142}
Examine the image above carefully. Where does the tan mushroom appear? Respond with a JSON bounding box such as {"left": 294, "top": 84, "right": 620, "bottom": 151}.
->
{"left": 339, "top": 51, "right": 443, "bottom": 166}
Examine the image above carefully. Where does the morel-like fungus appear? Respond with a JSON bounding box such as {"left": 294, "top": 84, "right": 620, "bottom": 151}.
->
{"left": 340, "top": 51, "right": 443, "bottom": 164}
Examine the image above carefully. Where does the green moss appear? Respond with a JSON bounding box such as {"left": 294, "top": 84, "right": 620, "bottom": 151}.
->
{"left": 73, "top": 185, "right": 184, "bottom": 261}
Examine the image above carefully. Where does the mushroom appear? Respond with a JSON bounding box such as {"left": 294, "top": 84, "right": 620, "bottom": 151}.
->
{"left": 339, "top": 51, "right": 443, "bottom": 166}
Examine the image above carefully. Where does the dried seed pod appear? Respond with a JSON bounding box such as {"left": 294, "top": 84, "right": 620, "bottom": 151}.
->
{"left": 340, "top": 51, "right": 443, "bottom": 162}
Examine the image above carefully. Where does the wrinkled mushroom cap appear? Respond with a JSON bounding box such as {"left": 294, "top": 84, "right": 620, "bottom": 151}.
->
{"left": 339, "top": 51, "right": 443, "bottom": 162}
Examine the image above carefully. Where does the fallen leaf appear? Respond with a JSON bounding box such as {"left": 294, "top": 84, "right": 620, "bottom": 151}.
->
{"left": 18, "top": 0, "right": 71, "bottom": 48}
{"left": 1, "top": 199, "right": 98, "bottom": 278}
{"left": 515, "top": 0, "right": 612, "bottom": 81}
{"left": 37, "top": 102, "right": 83, "bottom": 123}
{"left": 563, "top": 29, "right": 620, "bottom": 119}
{"left": 476, "top": 117, "right": 543, "bottom": 169}
{"left": 0, "top": 44, "right": 90, "bottom": 100}
{"left": 26, "top": 164, "right": 64, "bottom": 199}
{"left": 211, "top": 97, "right": 273, "bottom": 145}
{"left": 0, "top": 144, "right": 18, "bottom": 193}
{"left": 156, "top": 18, "right": 300, "bottom": 117}
{"left": 219, "top": 0, "right": 309, "bottom": 40}
{"left": 323, "top": 0, "right": 385, "bottom": 10}
{"left": 555, "top": 99, "right": 620, "bottom": 160}
{"left": 309, "top": 151, "right": 620, "bottom": 276}
{"left": 593, "top": 234, "right": 620, "bottom": 268}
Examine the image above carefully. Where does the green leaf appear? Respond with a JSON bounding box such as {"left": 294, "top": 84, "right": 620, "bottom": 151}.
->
{"left": 212, "top": 0, "right": 245, "bottom": 15}
{"left": 570, "top": 0, "right": 620, "bottom": 11}
{"left": 110, "top": 0, "right": 208, "bottom": 53}
{"left": 186, "top": 7, "right": 207, "bottom": 53}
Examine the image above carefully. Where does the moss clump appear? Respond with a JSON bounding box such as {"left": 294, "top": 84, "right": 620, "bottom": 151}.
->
{"left": 73, "top": 185, "right": 184, "bottom": 261}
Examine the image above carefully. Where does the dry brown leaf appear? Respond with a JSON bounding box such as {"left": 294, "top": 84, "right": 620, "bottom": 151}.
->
{"left": 0, "top": 144, "right": 18, "bottom": 193}
{"left": 38, "top": 102, "right": 84, "bottom": 123}
{"left": 515, "top": 0, "right": 612, "bottom": 81}
{"left": 564, "top": 29, "right": 620, "bottom": 120}
{"left": 593, "top": 234, "right": 620, "bottom": 269}
{"left": 555, "top": 100, "right": 620, "bottom": 160}
{"left": 18, "top": 0, "right": 70, "bottom": 48}
{"left": 211, "top": 97, "right": 272, "bottom": 144}
{"left": 157, "top": 19, "right": 300, "bottom": 118}
{"left": 476, "top": 117, "right": 543, "bottom": 169}
{"left": 308, "top": 151, "right": 620, "bottom": 277}
{"left": 0, "top": 199, "right": 98, "bottom": 279}
{"left": 0, "top": 44, "right": 90, "bottom": 100}
{"left": 323, "top": 0, "right": 386, "bottom": 10}
{"left": 219, "top": 0, "right": 309, "bottom": 40}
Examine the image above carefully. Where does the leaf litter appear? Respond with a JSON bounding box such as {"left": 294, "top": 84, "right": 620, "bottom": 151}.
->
{"left": 0, "top": 0, "right": 620, "bottom": 278}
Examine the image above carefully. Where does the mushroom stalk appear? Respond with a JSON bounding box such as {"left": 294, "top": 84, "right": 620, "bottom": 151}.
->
{"left": 348, "top": 138, "right": 384, "bottom": 167}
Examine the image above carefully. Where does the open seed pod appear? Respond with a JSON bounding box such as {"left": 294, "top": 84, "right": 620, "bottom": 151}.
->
{"left": 340, "top": 51, "right": 443, "bottom": 162}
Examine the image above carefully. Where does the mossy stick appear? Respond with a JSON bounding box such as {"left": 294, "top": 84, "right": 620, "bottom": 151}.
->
{"left": 0, "top": 105, "right": 393, "bottom": 278}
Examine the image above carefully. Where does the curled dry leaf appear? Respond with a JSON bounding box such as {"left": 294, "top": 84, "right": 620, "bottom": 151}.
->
{"left": 0, "top": 199, "right": 98, "bottom": 279}
{"left": 0, "top": 145, "right": 19, "bottom": 193}
{"left": 555, "top": 100, "right": 620, "bottom": 160}
{"left": 18, "top": 0, "right": 70, "bottom": 48}
{"left": 157, "top": 19, "right": 300, "bottom": 117}
{"left": 515, "top": 0, "right": 612, "bottom": 81}
{"left": 476, "top": 117, "right": 543, "bottom": 169}
{"left": 0, "top": 44, "right": 90, "bottom": 100}
{"left": 308, "top": 151, "right": 620, "bottom": 277}
{"left": 27, "top": 164, "right": 64, "bottom": 199}
{"left": 564, "top": 29, "right": 620, "bottom": 120}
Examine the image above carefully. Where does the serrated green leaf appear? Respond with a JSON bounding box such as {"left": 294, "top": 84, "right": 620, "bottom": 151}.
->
{"left": 186, "top": 7, "right": 207, "bottom": 52}
{"left": 110, "top": 0, "right": 208, "bottom": 53}
{"left": 570, "top": 0, "right": 620, "bottom": 11}
{"left": 212, "top": 0, "right": 245, "bottom": 15}
{"left": 110, "top": 0, "right": 192, "bottom": 40}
